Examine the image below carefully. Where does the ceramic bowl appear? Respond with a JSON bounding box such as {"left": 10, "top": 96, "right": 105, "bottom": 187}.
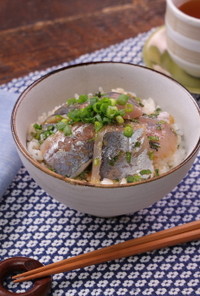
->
{"left": 165, "top": 0, "right": 200, "bottom": 77}
{"left": 11, "top": 62, "right": 200, "bottom": 217}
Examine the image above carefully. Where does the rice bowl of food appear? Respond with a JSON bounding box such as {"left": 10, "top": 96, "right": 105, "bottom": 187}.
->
{"left": 11, "top": 62, "right": 200, "bottom": 216}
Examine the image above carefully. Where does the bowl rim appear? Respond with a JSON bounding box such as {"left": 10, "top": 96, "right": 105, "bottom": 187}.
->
{"left": 11, "top": 61, "right": 200, "bottom": 189}
{"left": 166, "top": 0, "right": 200, "bottom": 26}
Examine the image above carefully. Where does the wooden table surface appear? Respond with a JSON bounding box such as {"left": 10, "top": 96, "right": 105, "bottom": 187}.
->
{"left": 0, "top": 0, "right": 166, "bottom": 84}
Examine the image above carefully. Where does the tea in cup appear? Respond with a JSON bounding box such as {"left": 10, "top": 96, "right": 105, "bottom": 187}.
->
{"left": 165, "top": 0, "right": 200, "bottom": 77}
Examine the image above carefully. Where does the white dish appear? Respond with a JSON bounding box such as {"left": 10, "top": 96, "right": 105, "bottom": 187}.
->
{"left": 143, "top": 26, "right": 200, "bottom": 94}
{"left": 11, "top": 62, "right": 200, "bottom": 217}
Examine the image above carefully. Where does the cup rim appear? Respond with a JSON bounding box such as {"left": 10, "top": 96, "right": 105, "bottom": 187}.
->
{"left": 166, "top": 0, "right": 200, "bottom": 26}
{"left": 11, "top": 62, "right": 200, "bottom": 189}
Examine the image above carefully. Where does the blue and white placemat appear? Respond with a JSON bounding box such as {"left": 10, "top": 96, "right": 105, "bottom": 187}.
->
{"left": 0, "top": 29, "right": 200, "bottom": 296}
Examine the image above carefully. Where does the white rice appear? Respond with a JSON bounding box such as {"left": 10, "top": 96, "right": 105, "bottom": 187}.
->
{"left": 27, "top": 139, "right": 43, "bottom": 161}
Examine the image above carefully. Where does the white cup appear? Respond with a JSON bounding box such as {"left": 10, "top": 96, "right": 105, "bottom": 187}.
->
{"left": 165, "top": 0, "right": 200, "bottom": 77}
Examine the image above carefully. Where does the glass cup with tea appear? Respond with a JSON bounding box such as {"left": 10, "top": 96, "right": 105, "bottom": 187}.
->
{"left": 165, "top": 0, "right": 200, "bottom": 77}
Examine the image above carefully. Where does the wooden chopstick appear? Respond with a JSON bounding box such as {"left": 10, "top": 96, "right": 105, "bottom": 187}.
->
{"left": 13, "top": 220, "right": 200, "bottom": 283}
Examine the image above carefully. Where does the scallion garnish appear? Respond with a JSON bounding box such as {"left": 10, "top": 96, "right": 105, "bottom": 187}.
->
{"left": 116, "top": 94, "right": 129, "bottom": 105}
{"left": 63, "top": 124, "right": 72, "bottom": 136}
{"left": 156, "top": 120, "right": 166, "bottom": 130}
{"left": 106, "top": 106, "right": 118, "bottom": 118}
{"left": 125, "top": 152, "right": 132, "bottom": 164}
{"left": 123, "top": 125, "right": 134, "bottom": 138}
{"left": 115, "top": 115, "right": 124, "bottom": 124}
{"left": 94, "top": 121, "right": 103, "bottom": 132}
{"left": 77, "top": 94, "right": 88, "bottom": 104}
{"left": 148, "top": 108, "right": 162, "bottom": 118}
{"left": 148, "top": 150, "right": 154, "bottom": 160}
{"left": 67, "top": 93, "right": 133, "bottom": 132}
{"left": 66, "top": 98, "right": 77, "bottom": 105}
{"left": 56, "top": 121, "right": 67, "bottom": 131}
{"left": 94, "top": 158, "right": 101, "bottom": 166}
{"left": 148, "top": 136, "right": 159, "bottom": 141}
{"left": 149, "top": 141, "right": 160, "bottom": 151}
{"left": 140, "top": 169, "right": 152, "bottom": 175}
{"left": 126, "top": 174, "right": 142, "bottom": 183}
{"left": 134, "top": 141, "right": 141, "bottom": 148}
{"left": 33, "top": 123, "right": 42, "bottom": 130}
{"left": 125, "top": 103, "right": 134, "bottom": 113}
{"left": 34, "top": 91, "right": 141, "bottom": 141}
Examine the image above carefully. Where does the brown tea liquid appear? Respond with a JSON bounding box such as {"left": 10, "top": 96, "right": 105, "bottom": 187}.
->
{"left": 178, "top": 0, "right": 200, "bottom": 19}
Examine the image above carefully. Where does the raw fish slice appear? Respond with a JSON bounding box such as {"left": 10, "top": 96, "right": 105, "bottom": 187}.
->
{"left": 105, "top": 92, "right": 143, "bottom": 119}
{"left": 44, "top": 102, "right": 88, "bottom": 123}
{"left": 40, "top": 123, "right": 95, "bottom": 177}
{"left": 53, "top": 102, "right": 88, "bottom": 115}
{"left": 139, "top": 116, "right": 178, "bottom": 160}
{"left": 91, "top": 124, "right": 153, "bottom": 183}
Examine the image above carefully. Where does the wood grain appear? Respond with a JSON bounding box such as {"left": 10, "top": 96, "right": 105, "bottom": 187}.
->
{"left": 0, "top": 0, "right": 166, "bottom": 84}
{"left": 13, "top": 220, "right": 200, "bottom": 282}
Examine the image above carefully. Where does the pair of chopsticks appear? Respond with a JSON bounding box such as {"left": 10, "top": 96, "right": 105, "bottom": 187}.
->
{"left": 13, "top": 220, "right": 200, "bottom": 283}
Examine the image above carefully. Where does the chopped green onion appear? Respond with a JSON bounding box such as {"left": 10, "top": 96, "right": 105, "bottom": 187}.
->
{"left": 110, "top": 98, "right": 117, "bottom": 106}
{"left": 93, "top": 102, "right": 102, "bottom": 113}
{"left": 109, "top": 154, "right": 120, "bottom": 166}
{"left": 94, "top": 121, "right": 103, "bottom": 132}
{"left": 79, "top": 107, "right": 92, "bottom": 120}
{"left": 140, "top": 169, "right": 152, "bottom": 175}
{"left": 123, "top": 125, "right": 134, "bottom": 138}
{"left": 33, "top": 123, "right": 42, "bottom": 130}
{"left": 117, "top": 109, "right": 126, "bottom": 117}
{"left": 148, "top": 136, "right": 160, "bottom": 141}
{"left": 106, "top": 106, "right": 118, "bottom": 118}
{"left": 156, "top": 121, "right": 166, "bottom": 130}
{"left": 148, "top": 151, "right": 154, "bottom": 160}
{"left": 95, "top": 114, "right": 103, "bottom": 122}
{"left": 126, "top": 174, "right": 142, "bottom": 183}
{"left": 40, "top": 130, "right": 52, "bottom": 141}
{"left": 102, "top": 117, "right": 111, "bottom": 124}
{"left": 56, "top": 121, "right": 72, "bottom": 136}
{"left": 63, "top": 124, "right": 72, "bottom": 136}
{"left": 116, "top": 94, "right": 129, "bottom": 105}
{"left": 94, "top": 158, "right": 101, "bottom": 166}
{"left": 47, "top": 125, "right": 54, "bottom": 131}
{"left": 125, "top": 152, "right": 132, "bottom": 164}
{"left": 125, "top": 103, "right": 134, "bottom": 113}
{"left": 134, "top": 141, "right": 141, "bottom": 148}
{"left": 61, "top": 91, "right": 141, "bottom": 133}
{"left": 89, "top": 96, "right": 98, "bottom": 105}
{"left": 101, "top": 97, "right": 111, "bottom": 104}
{"left": 148, "top": 136, "right": 160, "bottom": 151}
{"left": 115, "top": 115, "right": 124, "bottom": 124}
{"left": 100, "top": 103, "right": 109, "bottom": 114}
{"left": 61, "top": 118, "right": 69, "bottom": 123}
{"left": 149, "top": 141, "right": 160, "bottom": 151}
{"left": 66, "top": 98, "right": 77, "bottom": 105}
{"left": 56, "top": 121, "right": 67, "bottom": 131}
{"left": 67, "top": 109, "right": 82, "bottom": 122}
{"left": 77, "top": 94, "right": 88, "bottom": 104}
{"left": 148, "top": 108, "right": 162, "bottom": 118}
{"left": 156, "top": 107, "right": 162, "bottom": 112}
{"left": 155, "top": 168, "right": 160, "bottom": 176}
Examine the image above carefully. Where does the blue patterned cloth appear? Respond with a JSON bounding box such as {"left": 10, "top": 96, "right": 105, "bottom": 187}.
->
{"left": 0, "top": 29, "right": 200, "bottom": 296}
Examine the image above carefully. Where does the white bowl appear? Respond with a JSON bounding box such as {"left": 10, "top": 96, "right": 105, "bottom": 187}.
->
{"left": 165, "top": 0, "right": 200, "bottom": 77}
{"left": 11, "top": 62, "right": 200, "bottom": 217}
